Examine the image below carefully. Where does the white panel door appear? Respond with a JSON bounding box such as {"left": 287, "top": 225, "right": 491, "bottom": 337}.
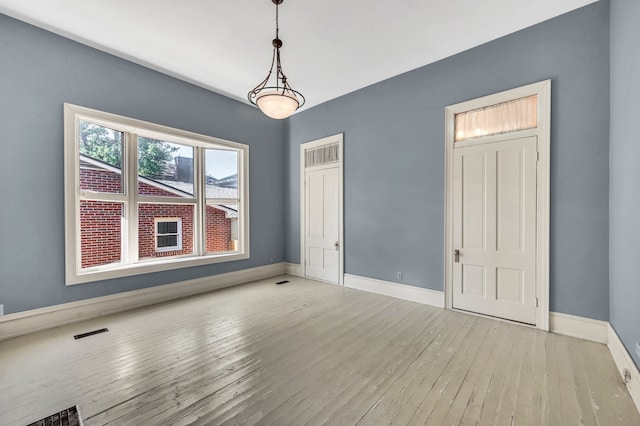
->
{"left": 305, "top": 167, "right": 340, "bottom": 284}
{"left": 452, "top": 137, "right": 537, "bottom": 324}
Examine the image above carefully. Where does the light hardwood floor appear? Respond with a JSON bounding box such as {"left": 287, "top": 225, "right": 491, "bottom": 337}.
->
{"left": 0, "top": 276, "right": 638, "bottom": 425}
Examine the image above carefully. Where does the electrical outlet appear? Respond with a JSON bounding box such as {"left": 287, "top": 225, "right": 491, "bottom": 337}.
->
{"left": 397, "top": 272, "right": 402, "bottom": 280}
{"left": 636, "top": 341, "right": 640, "bottom": 359}
{"left": 0, "top": 304, "right": 4, "bottom": 316}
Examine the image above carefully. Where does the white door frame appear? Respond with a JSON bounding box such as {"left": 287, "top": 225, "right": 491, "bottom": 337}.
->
{"left": 444, "top": 80, "right": 551, "bottom": 331}
{"left": 300, "top": 133, "right": 344, "bottom": 285}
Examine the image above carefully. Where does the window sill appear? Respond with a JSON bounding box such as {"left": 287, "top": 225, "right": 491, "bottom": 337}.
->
{"left": 66, "top": 251, "right": 250, "bottom": 285}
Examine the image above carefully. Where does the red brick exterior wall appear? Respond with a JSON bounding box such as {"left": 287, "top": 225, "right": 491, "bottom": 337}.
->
{"left": 138, "top": 203, "right": 194, "bottom": 258}
{"left": 79, "top": 166, "right": 233, "bottom": 268}
{"left": 80, "top": 200, "right": 122, "bottom": 268}
{"left": 206, "top": 207, "right": 233, "bottom": 252}
{"left": 80, "top": 167, "right": 122, "bottom": 193}
{"left": 137, "top": 182, "right": 183, "bottom": 197}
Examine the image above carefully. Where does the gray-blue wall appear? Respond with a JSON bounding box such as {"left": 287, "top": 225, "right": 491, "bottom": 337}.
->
{"left": 610, "top": 0, "right": 640, "bottom": 368}
{"left": 286, "top": 1, "right": 611, "bottom": 321}
{"left": 0, "top": 14, "right": 286, "bottom": 314}
{"left": 0, "top": 2, "right": 619, "bottom": 327}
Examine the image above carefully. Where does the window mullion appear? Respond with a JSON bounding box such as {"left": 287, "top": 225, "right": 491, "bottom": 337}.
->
{"left": 205, "top": 198, "right": 240, "bottom": 204}
{"left": 79, "top": 193, "right": 128, "bottom": 202}
{"left": 136, "top": 196, "right": 196, "bottom": 205}
{"left": 195, "top": 146, "right": 205, "bottom": 255}
{"left": 126, "top": 132, "right": 139, "bottom": 264}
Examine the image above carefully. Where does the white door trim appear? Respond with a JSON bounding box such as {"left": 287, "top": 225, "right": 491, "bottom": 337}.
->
{"left": 444, "top": 80, "right": 551, "bottom": 331}
{"left": 300, "top": 134, "right": 344, "bottom": 285}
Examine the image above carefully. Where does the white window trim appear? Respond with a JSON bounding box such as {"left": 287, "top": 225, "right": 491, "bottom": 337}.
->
{"left": 64, "top": 103, "right": 250, "bottom": 285}
{"left": 154, "top": 218, "right": 183, "bottom": 253}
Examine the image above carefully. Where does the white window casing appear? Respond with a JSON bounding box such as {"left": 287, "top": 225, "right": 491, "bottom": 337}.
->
{"left": 64, "top": 103, "right": 250, "bottom": 285}
{"left": 155, "top": 218, "right": 182, "bottom": 252}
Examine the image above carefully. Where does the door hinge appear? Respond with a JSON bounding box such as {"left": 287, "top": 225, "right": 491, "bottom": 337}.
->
{"left": 537, "top": 152, "right": 540, "bottom": 161}
{"left": 536, "top": 297, "right": 539, "bottom": 307}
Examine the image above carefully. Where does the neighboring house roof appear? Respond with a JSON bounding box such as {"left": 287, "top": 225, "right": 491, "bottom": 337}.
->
{"left": 80, "top": 155, "right": 190, "bottom": 197}
{"left": 157, "top": 180, "right": 238, "bottom": 199}
{"left": 80, "top": 153, "right": 238, "bottom": 218}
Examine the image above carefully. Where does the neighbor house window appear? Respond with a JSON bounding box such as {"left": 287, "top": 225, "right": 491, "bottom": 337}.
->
{"left": 64, "top": 104, "right": 249, "bottom": 285}
{"left": 155, "top": 218, "right": 182, "bottom": 252}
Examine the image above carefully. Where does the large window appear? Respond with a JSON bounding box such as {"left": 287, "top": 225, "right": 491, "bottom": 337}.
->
{"left": 64, "top": 104, "right": 249, "bottom": 285}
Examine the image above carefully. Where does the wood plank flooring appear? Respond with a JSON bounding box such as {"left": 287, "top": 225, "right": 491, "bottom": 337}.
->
{"left": 0, "top": 275, "right": 638, "bottom": 425}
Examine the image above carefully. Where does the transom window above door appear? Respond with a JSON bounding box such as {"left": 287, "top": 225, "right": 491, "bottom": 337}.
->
{"left": 454, "top": 95, "right": 538, "bottom": 141}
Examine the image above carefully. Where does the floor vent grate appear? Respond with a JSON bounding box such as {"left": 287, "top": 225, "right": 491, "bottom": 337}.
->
{"left": 275, "top": 280, "right": 290, "bottom": 285}
{"left": 27, "top": 405, "right": 82, "bottom": 426}
{"left": 74, "top": 328, "right": 108, "bottom": 340}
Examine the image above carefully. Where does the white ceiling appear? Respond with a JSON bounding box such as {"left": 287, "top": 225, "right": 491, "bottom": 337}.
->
{"left": 0, "top": 0, "right": 597, "bottom": 112}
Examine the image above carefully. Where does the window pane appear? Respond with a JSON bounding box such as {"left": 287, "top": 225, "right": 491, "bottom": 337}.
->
{"left": 206, "top": 202, "right": 238, "bottom": 253}
{"left": 139, "top": 204, "right": 193, "bottom": 259}
{"left": 80, "top": 201, "right": 122, "bottom": 268}
{"left": 454, "top": 95, "right": 538, "bottom": 141}
{"left": 157, "top": 235, "right": 178, "bottom": 248}
{"left": 79, "top": 120, "right": 124, "bottom": 194}
{"left": 157, "top": 222, "right": 168, "bottom": 234}
{"left": 138, "top": 137, "right": 194, "bottom": 197}
{"left": 167, "top": 222, "right": 178, "bottom": 234}
{"left": 205, "top": 149, "right": 238, "bottom": 199}
{"left": 156, "top": 221, "right": 178, "bottom": 235}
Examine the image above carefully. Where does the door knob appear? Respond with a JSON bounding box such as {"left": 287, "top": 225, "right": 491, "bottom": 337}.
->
{"left": 334, "top": 241, "right": 340, "bottom": 250}
{"left": 454, "top": 249, "right": 460, "bottom": 263}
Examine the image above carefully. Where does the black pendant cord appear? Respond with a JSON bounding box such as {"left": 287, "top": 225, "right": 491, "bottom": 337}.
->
{"left": 274, "top": 1, "right": 284, "bottom": 91}
{"left": 275, "top": 1, "right": 279, "bottom": 41}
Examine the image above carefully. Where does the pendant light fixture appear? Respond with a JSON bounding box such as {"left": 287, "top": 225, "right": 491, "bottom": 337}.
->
{"left": 248, "top": 0, "right": 305, "bottom": 120}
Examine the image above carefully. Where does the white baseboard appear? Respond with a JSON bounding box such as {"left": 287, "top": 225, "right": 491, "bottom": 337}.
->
{"left": 549, "top": 312, "right": 609, "bottom": 344}
{"left": 286, "top": 262, "right": 304, "bottom": 277}
{"left": 0, "top": 263, "right": 287, "bottom": 341}
{"left": 340, "top": 276, "right": 609, "bottom": 345}
{"left": 608, "top": 324, "right": 640, "bottom": 412}
{"left": 343, "top": 274, "right": 445, "bottom": 308}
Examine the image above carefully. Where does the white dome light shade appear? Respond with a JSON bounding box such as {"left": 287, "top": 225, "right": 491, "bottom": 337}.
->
{"left": 256, "top": 90, "right": 300, "bottom": 119}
